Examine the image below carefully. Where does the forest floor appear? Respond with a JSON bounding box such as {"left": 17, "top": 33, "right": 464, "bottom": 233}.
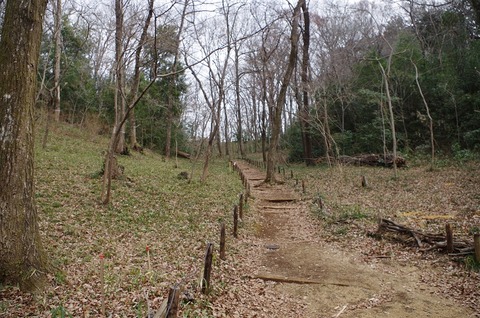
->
{"left": 1, "top": 122, "right": 479, "bottom": 317}
{"left": 211, "top": 160, "right": 480, "bottom": 317}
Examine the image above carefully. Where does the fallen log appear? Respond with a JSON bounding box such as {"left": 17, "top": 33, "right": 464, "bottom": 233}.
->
{"left": 176, "top": 150, "right": 191, "bottom": 159}
{"left": 377, "top": 218, "right": 473, "bottom": 255}
{"left": 337, "top": 154, "right": 406, "bottom": 168}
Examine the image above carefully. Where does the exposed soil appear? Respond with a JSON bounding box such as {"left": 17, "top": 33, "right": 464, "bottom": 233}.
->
{"left": 229, "top": 161, "right": 476, "bottom": 318}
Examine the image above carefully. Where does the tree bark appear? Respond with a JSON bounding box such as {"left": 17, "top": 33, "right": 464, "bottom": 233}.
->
{"left": 412, "top": 60, "right": 435, "bottom": 170}
{"left": 378, "top": 60, "right": 398, "bottom": 178}
{"left": 114, "top": 0, "right": 126, "bottom": 154}
{"left": 0, "top": 0, "right": 49, "bottom": 292}
{"left": 128, "top": 0, "right": 154, "bottom": 152}
{"left": 165, "top": 0, "right": 189, "bottom": 159}
{"left": 53, "top": 0, "right": 62, "bottom": 122}
{"left": 265, "top": 0, "right": 303, "bottom": 183}
{"left": 300, "top": 1, "right": 314, "bottom": 166}
{"left": 223, "top": 94, "right": 231, "bottom": 158}
{"left": 234, "top": 43, "right": 245, "bottom": 157}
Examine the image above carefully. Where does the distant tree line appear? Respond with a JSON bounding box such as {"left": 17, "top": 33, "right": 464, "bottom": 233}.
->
{"left": 3, "top": 0, "right": 478, "bottom": 164}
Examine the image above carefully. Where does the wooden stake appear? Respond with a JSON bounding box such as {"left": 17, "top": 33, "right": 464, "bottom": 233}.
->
{"left": 146, "top": 245, "right": 152, "bottom": 273}
{"left": 233, "top": 205, "right": 238, "bottom": 238}
{"left": 361, "top": 175, "right": 368, "bottom": 188}
{"left": 99, "top": 253, "right": 106, "bottom": 317}
{"left": 302, "top": 180, "right": 306, "bottom": 194}
{"left": 202, "top": 243, "right": 214, "bottom": 294}
{"left": 474, "top": 234, "right": 480, "bottom": 263}
{"left": 219, "top": 223, "right": 226, "bottom": 260}
{"left": 290, "top": 170, "right": 293, "bottom": 179}
{"left": 239, "top": 193, "right": 244, "bottom": 220}
{"left": 445, "top": 224, "right": 453, "bottom": 253}
{"left": 166, "top": 285, "right": 180, "bottom": 318}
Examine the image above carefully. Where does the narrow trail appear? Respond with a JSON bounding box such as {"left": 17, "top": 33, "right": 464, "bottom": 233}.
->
{"left": 233, "top": 160, "right": 474, "bottom": 318}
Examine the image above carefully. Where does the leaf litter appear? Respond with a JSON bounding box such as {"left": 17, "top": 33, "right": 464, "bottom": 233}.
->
{"left": 1, "top": 123, "right": 479, "bottom": 317}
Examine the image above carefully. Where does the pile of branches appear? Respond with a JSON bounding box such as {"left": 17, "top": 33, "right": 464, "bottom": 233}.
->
{"left": 377, "top": 218, "right": 474, "bottom": 256}
{"left": 338, "top": 154, "right": 406, "bottom": 168}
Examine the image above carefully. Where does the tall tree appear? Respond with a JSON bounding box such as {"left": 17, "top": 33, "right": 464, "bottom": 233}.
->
{"left": 102, "top": 0, "right": 155, "bottom": 205}
{"left": 299, "top": 1, "right": 314, "bottom": 166}
{"left": 265, "top": 0, "right": 303, "bottom": 183}
{"left": 114, "top": 0, "right": 127, "bottom": 154}
{"left": 0, "top": 0, "right": 49, "bottom": 291}
{"left": 53, "top": 0, "right": 62, "bottom": 122}
{"left": 164, "top": 0, "right": 190, "bottom": 159}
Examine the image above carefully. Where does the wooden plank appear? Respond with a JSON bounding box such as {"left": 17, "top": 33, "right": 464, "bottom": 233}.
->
{"left": 255, "top": 273, "right": 359, "bottom": 288}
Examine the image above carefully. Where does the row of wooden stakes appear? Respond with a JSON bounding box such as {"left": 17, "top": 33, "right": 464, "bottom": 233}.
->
{"left": 155, "top": 163, "right": 248, "bottom": 317}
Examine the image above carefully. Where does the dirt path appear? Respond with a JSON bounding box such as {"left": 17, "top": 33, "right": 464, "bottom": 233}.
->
{"left": 234, "top": 161, "right": 475, "bottom": 318}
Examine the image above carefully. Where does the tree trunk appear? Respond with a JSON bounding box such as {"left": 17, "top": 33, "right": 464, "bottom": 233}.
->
{"left": 201, "top": 111, "right": 220, "bottom": 182}
{"left": 300, "top": 2, "right": 314, "bottom": 166}
{"left": 261, "top": 70, "right": 268, "bottom": 163}
{"left": 128, "top": 0, "right": 155, "bottom": 153}
{"left": 165, "top": 108, "right": 172, "bottom": 158}
{"left": 0, "top": 0, "right": 49, "bottom": 292}
{"left": 412, "top": 60, "right": 435, "bottom": 170}
{"left": 378, "top": 61, "right": 398, "bottom": 178}
{"left": 216, "top": 123, "right": 223, "bottom": 157}
{"left": 165, "top": 0, "right": 189, "bottom": 158}
{"left": 251, "top": 80, "right": 258, "bottom": 153}
{"left": 223, "top": 96, "right": 231, "bottom": 159}
{"left": 129, "top": 107, "right": 139, "bottom": 150}
{"left": 102, "top": 0, "right": 155, "bottom": 205}
{"left": 265, "top": 0, "right": 303, "bottom": 183}
{"left": 114, "top": 0, "right": 126, "bottom": 154}
{"left": 234, "top": 44, "right": 245, "bottom": 157}
{"left": 53, "top": 0, "right": 62, "bottom": 122}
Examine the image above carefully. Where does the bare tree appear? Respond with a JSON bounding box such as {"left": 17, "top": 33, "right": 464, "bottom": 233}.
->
{"left": 102, "top": 0, "right": 155, "bottom": 205}
{"left": 185, "top": 0, "right": 243, "bottom": 182}
{"left": 299, "top": 0, "right": 314, "bottom": 166}
{"left": 53, "top": 0, "right": 62, "bottom": 122}
{"left": 264, "top": 0, "right": 303, "bottom": 183}
{"left": 412, "top": 59, "right": 435, "bottom": 169}
{"left": 164, "top": 0, "right": 190, "bottom": 159}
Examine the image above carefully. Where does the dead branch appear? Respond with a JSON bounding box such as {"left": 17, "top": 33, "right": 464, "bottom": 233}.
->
{"left": 377, "top": 218, "right": 474, "bottom": 255}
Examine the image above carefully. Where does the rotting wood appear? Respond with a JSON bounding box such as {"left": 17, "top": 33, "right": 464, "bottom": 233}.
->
{"left": 336, "top": 153, "right": 406, "bottom": 168}
{"left": 166, "top": 285, "right": 180, "bottom": 318}
{"left": 176, "top": 150, "right": 191, "bottom": 159}
{"left": 377, "top": 218, "right": 474, "bottom": 255}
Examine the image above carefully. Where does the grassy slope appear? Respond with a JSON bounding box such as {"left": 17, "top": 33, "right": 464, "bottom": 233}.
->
{"left": 2, "top": 122, "right": 243, "bottom": 317}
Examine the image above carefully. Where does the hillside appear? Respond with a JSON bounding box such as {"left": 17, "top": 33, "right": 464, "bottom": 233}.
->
{"left": 1, "top": 120, "right": 479, "bottom": 317}
{"left": 1, "top": 121, "right": 243, "bottom": 317}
